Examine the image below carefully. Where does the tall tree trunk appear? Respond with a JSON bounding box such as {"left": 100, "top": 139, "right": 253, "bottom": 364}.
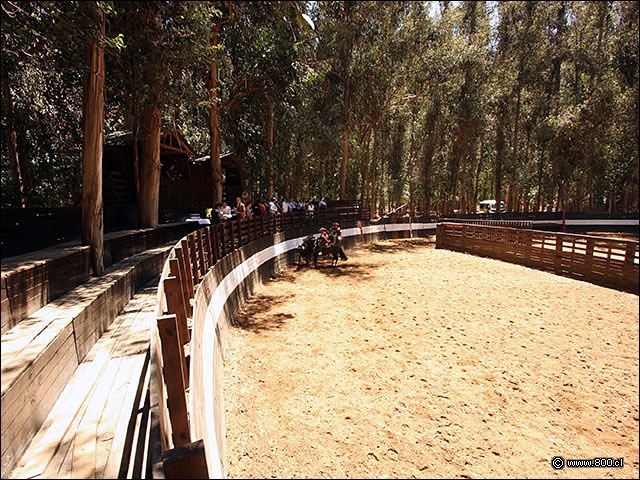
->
{"left": 265, "top": 97, "right": 275, "bottom": 199}
{"left": 1, "top": 64, "right": 25, "bottom": 208}
{"left": 369, "top": 125, "right": 378, "bottom": 217}
{"left": 340, "top": 80, "right": 350, "bottom": 199}
{"left": 138, "top": 101, "right": 162, "bottom": 227}
{"left": 132, "top": 98, "right": 141, "bottom": 203}
{"left": 473, "top": 135, "right": 483, "bottom": 211}
{"left": 494, "top": 112, "right": 505, "bottom": 215}
{"left": 536, "top": 146, "right": 544, "bottom": 211}
{"left": 359, "top": 130, "right": 371, "bottom": 214}
{"left": 81, "top": 2, "right": 105, "bottom": 276}
{"left": 208, "top": 27, "right": 223, "bottom": 204}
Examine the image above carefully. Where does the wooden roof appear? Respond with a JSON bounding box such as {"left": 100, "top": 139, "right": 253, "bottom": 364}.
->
{"left": 192, "top": 152, "right": 243, "bottom": 170}
{"left": 104, "top": 130, "right": 194, "bottom": 156}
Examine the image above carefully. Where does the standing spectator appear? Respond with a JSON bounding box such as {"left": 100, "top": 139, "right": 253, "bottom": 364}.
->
{"left": 245, "top": 201, "right": 254, "bottom": 219}
{"left": 281, "top": 198, "right": 289, "bottom": 214}
{"left": 269, "top": 197, "right": 279, "bottom": 215}
{"left": 233, "top": 196, "right": 246, "bottom": 218}
{"left": 306, "top": 199, "right": 315, "bottom": 216}
{"left": 258, "top": 201, "right": 266, "bottom": 215}
{"left": 253, "top": 200, "right": 263, "bottom": 216}
{"left": 318, "top": 198, "right": 327, "bottom": 209}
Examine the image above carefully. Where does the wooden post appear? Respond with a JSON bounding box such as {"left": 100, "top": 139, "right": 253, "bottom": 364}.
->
{"left": 204, "top": 227, "right": 213, "bottom": 268}
{"left": 164, "top": 276, "right": 190, "bottom": 352}
{"left": 196, "top": 230, "right": 206, "bottom": 274}
{"left": 169, "top": 257, "right": 192, "bottom": 319}
{"left": 180, "top": 239, "right": 194, "bottom": 285}
{"left": 157, "top": 314, "right": 190, "bottom": 448}
{"left": 188, "top": 234, "right": 200, "bottom": 284}
{"left": 212, "top": 225, "right": 220, "bottom": 261}
{"left": 229, "top": 221, "right": 235, "bottom": 251}
{"left": 176, "top": 245, "right": 195, "bottom": 300}
{"left": 162, "top": 439, "right": 209, "bottom": 479}
{"left": 623, "top": 242, "right": 637, "bottom": 281}
{"left": 555, "top": 234, "right": 564, "bottom": 272}
{"left": 260, "top": 215, "right": 265, "bottom": 237}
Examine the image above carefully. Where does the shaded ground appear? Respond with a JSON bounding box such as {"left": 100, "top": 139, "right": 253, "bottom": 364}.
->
{"left": 223, "top": 237, "right": 639, "bottom": 479}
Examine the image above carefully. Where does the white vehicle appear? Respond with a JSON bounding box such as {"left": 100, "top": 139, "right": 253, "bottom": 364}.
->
{"left": 478, "top": 199, "right": 506, "bottom": 213}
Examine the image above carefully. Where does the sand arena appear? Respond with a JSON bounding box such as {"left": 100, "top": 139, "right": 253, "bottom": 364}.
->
{"left": 223, "top": 237, "right": 639, "bottom": 479}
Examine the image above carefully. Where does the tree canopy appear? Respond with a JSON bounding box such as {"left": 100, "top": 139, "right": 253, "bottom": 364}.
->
{"left": 2, "top": 1, "right": 638, "bottom": 215}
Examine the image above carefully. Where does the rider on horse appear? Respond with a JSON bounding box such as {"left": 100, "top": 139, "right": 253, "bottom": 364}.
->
{"left": 330, "top": 222, "right": 348, "bottom": 261}
{"left": 318, "top": 227, "right": 331, "bottom": 246}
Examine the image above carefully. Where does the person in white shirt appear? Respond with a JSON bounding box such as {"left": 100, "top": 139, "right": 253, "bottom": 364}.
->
{"left": 281, "top": 199, "right": 289, "bottom": 214}
{"left": 221, "top": 201, "right": 232, "bottom": 219}
{"left": 269, "top": 198, "right": 279, "bottom": 214}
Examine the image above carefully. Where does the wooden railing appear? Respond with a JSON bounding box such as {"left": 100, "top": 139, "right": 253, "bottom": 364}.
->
{"left": 441, "top": 219, "right": 534, "bottom": 229}
{"left": 151, "top": 207, "right": 364, "bottom": 477}
{"left": 436, "top": 222, "right": 639, "bottom": 294}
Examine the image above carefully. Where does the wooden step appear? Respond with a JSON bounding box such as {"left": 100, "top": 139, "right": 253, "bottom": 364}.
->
{"left": 1, "top": 222, "right": 196, "bottom": 335}
{"left": 0, "top": 245, "right": 173, "bottom": 478}
{"left": 8, "top": 279, "right": 159, "bottom": 479}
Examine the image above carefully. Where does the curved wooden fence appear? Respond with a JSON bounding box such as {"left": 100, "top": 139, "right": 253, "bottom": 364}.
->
{"left": 150, "top": 208, "right": 379, "bottom": 477}
{"left": 436, "top": 222, "right": 639, "bottom": 294}
{"left": 150, "top": 216, "right": 636, "bottom": 477}
{"left": 441, "top": 219, "right": 534, "bottom": 229}
{"left": 149, "top": 210, "right": 438, "bottom": 477}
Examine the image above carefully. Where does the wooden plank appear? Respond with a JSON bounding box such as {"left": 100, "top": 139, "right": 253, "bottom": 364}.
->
{"left": 188, "top": 234, "right": 200, "bottom": 284}
{"left": 8, "top": 284, "right": 154, "bottom": 478}
{"left": 179, "top": 240, "right": 195, "bottom": 287}
{"left": 2, "top": 336, "right": 78, "bottom": 478}
{"left": 229, "top": 221, "right": 236, "bottom": 251}
{"left": 169, "top": 257, "right": 191, "bottom": 320}
{"left": 70, "top": 355, "right": 123, "bottom": 479}
{"left": 195, "top": 230, "right": 206, "bottom": 275}
{"left": 174, "top": 248, "right": 194, "bottom": 311}
{"left": 164, "top": 276, "right": 190, "bottom": 352}
{"left": 156, "top": 315, "right": 190, "bottom": 448}
{"left": 204, "top": 228, "right": 213, "bottom": 269}
{"left": 101, "top": 353, "right": 149, "bottom": 479}
{"left": 162, "top": 439, "right": 208, "bottom": 479}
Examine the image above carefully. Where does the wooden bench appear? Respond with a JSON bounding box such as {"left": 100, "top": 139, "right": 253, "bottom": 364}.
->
{"left": 0, "top": 244, "right": 174, "bottom": 478}
{"left": 8, "top": 279, "right": 159, "bottom": 479}
{"left": 1, "top": 222, "right": 197, "bottom": 335}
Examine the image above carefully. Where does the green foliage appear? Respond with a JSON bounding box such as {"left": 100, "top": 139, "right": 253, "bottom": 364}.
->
{"left": 1, "top": 1, "right": 638, "bottom": 213}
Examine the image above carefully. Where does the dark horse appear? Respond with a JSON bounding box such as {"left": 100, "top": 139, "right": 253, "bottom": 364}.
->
{"left": 313, "top": 238, "right": 342, "bottom": 267}
{"left": 296, "top": 235, "right": 316, "bottom": 266}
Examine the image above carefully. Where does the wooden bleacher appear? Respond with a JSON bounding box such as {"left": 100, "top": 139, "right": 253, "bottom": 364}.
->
{"left": 1, "top": 223, "right": 198, "bottom": 478}
{"left": 8, "top": 279, "right": 159, "bottom": 479}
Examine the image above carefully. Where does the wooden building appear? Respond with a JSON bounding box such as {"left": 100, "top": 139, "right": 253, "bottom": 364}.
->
{"left": 103, "top": 130, "right": 243, "bottom": 221}
{"left": 190, "top": 153, "right": 244, "bottom": 205}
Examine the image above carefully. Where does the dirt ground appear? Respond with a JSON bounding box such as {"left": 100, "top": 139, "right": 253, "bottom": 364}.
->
{"left": 223, "top": 237, "right": 639, "bottom": 479}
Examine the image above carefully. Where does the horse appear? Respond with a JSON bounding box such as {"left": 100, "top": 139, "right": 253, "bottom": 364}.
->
{"left": 313, "top": 238, "right": 342, "bottom": 267}
{"left": 295, "top": 235, "right": 316, "bottom": 266}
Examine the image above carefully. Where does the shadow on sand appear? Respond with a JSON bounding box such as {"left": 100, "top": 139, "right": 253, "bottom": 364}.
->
{"left": 232, "top": 293, "right": 294, "bottom": 332}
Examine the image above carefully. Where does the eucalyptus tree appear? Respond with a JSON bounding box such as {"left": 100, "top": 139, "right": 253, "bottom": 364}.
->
{"left": 80, "top": 1, "right": 107, "bottom": 275}
{"left": 1, "top": 1, "right": 86, "bottom": 208}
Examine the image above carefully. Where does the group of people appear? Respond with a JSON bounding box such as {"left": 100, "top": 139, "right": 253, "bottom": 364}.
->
{"left": 209, "top": 195, "right": 329, "bottom": 224}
